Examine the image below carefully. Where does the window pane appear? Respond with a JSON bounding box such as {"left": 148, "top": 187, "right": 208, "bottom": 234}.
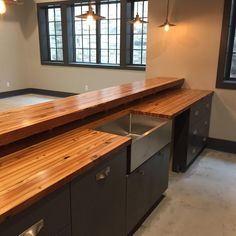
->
{"left": 230, "top": 53, "right": 236, "bottom": 78}
{"left": 99, "top": 2, "right": 120, "bottom": 65}
{"left": 133, "top": 50, "right": 142, "bottom": 65}
{"left": 132, "top": 1, "right": 148, "bottom": 66}
{"left": 47, "top": 7, "right": 63, "bottom": 62}
{"left": 101, "top": 50, "right": 108, "bottom": 64}
{"left": 74, "top": 4, "right": 97, "bottom": 63}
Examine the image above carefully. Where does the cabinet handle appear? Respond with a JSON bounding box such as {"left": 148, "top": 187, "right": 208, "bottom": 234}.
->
{"left": 204, "top": 121, "right": 208, "bottom": 126}
{"left": 203, "top": 137, "right": 207, "bottom": 142}
{"left": 194, "top": 110, "right": 199, "bottom": 116}
{"left": 192, "top": 148, "right": 196, "bottom": 154}
{"left": 137, "top": 170, "right": 145, "bottom": 176}
{"left": 193, "top": 129, "right": 198, "bottom": 135}
{"left": 96, "top": 167, "right": 111, "bottom": 182}
{"left": 19, "top": 219, "right": 44, "bottom": 236}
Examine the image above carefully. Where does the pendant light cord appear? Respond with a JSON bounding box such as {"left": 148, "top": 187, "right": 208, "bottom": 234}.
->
{"left": 166, "top": 0, "right": 170, "bottom": 22}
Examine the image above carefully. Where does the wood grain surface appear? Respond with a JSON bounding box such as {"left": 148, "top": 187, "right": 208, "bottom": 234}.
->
{"left": 0, "top": 77, "right": 184, "bottom": 146}
{"left": 0, "top": 129, "right": 131, "bottom": 223}
{"left": 132, "top": 89, "right": 214, "bottom": 118}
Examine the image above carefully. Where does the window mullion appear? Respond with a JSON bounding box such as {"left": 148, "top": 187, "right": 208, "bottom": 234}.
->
{"left": 61, "top": 4, "right": 68, "bottom": 64}
{"left": 96, "top": 1, "right": 101, "bottom": 64}
{"left": 120, "top": 0, "right": 128, "bottom": 67}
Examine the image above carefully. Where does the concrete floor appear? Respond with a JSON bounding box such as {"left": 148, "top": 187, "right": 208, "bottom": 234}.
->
{"left": 135, "top": 149, "right": 236, "bottom": 236}
{"left": 0, "top": 94, "right": 59, "bottom": 112}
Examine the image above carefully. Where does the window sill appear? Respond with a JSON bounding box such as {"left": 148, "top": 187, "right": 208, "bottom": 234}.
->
{"left": 216, "top": 79, "right": 236, "bottom": 90}
{"left": 41, "top": 61, "right": 146, "bottom": 71}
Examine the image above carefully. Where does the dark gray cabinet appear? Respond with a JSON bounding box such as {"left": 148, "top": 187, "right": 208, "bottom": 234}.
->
{"left": 71, "top": 149, "right": 127, "bottom": 236}
{"left": 173, "top": 95, "right": 212, "bottom": 172}
{"left": 0, "top": 185, "right": 71, "bottom": 236}
{"left": 126, "top": 145, "right": 170, "bottom": 235}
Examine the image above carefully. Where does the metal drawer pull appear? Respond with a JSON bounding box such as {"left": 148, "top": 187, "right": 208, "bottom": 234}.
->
{"left": 203, "top": 137, "right": 207, "bottom": 142}
{"left": 137, "top": 170, "right": 145, "bottom": 176}
{"left": 193, "top": 130, "right": 198, "bottom": 135}
{"left": 96, "top": 167, "right": 111, "bottom": 181}
{"left": 204, "top": 121, "right": 208, "bottom": 126}
{"left": 194, "top": 110, "right": 199, "bottom": 116}
{"left": 19, "top": 219, "right": 44, "bottom": 236}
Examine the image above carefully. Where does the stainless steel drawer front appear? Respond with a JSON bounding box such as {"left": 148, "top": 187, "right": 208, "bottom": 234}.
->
{"left": 130, "top": 121, "right": 172, "bottom": 172}
{"left": 19, "top": 219, "right": 44, "bottom": 236}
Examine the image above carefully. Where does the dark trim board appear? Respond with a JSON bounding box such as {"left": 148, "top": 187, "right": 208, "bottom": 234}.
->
{"left": 208, "top": 138, "right": 236, "bottom": 154}
{"left": 0, "top": 88, "right": 77, "bottom": 99}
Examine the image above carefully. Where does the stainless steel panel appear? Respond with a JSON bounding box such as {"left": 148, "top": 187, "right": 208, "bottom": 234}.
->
{"left": 95, "top": 113, "right": 172, "bottom": 172}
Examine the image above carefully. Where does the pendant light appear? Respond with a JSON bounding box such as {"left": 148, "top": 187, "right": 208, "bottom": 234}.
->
{"left": 75, "top": 0, "right": 105, "bottom": 24}
{"left": 0, "top": 0, "right": 6, "bottom": 15}
{"left": 159, "top": 0, "right": 176, "bottom": 32}
{"left": 0, "top": 0, "right": 24, "bottom": 15}
{"left": 129, "top": 1, "right": 148, "bottom": 25}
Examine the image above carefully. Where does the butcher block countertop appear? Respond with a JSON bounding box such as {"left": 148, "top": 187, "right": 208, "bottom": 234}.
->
{"left": 132, "top": 88, "right": 214, "bottom": 119}
{"left": 0, "top": 129, "right": 131, "bottom": 223}
{"left": 0, "top": 78, "right": 215, "bottom": 223}
{"left": 0, "top": 77, "right": 184, "bottom": 146}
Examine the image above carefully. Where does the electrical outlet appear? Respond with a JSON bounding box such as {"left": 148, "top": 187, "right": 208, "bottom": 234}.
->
{"left": 6, "top": 82, "right": 10, "bottom": 88}
{"left": 85, "top": 85, "right": 89, "bottom": 91}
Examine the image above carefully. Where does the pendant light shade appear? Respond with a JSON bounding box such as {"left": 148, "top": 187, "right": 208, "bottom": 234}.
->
{"left": 159, "top": 0, "right": 176, "bottom": 31}
{"left": 75, "top": 1, "right": 105, "bottom": 22}
{"left": 129, "top": 1, "right": 148, "bottom": 25}
{"left": 129, "top": 13, "right": 148, "bottom": 24}
{"left": 0, "top": 0, "right": 6, "bottom": 15}
{"left": 0, "top": 0, "right": 24, "bottom": 15}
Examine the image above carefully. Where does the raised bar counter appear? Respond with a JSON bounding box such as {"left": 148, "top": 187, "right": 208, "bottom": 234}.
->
{"left": 0, "top": 77, "right": 184, "bottom": 146}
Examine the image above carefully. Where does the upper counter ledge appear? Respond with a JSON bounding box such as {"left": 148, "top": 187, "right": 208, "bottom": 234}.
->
{"left": 0, "top": 77, "right": 184, "bottom": 146}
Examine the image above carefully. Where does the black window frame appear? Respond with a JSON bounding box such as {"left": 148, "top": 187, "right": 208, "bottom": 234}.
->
{"left": 37, "top": 0, "right": 148, "bottom": 71}
{"left": 217, "top": 0, "right": 236, "bottom": 89}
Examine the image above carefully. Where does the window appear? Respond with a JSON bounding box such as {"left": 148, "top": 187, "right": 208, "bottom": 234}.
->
{"left": 132, "top": 1, "right": 148, "bottom": 65}
{"left": 74, "top": 3, "right": 97, "bottom": 63}
{"left": 217, "top": 0, "right": 236, "bottom": 89}
{"left": 37, "top": 0, "right": 148, "bottom": 70}
{"left": 48, "top": 7, "right": 63, "bottom": 61}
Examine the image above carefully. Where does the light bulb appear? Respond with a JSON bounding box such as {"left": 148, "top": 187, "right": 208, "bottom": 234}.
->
{"left": 0, "top": 0, "right": 6, "bottom": 15}
{"left": 134, "top": 20, "right": 141, "bottom": 26}
{"left": 87, "top": 15, "right": 94, "bottom": 25}
{"left": 164, "top": 23, "right": 170, "bottom": 32}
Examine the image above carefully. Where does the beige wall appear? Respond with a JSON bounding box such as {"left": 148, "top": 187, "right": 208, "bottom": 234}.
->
{"left": 0, "top": 5, "right": 27, "bottom": 92}
{"left": 147, "top": 0, "right": 236, "bottom": 142}
{"left": 23, "top": 0, "right": 145, "bottom": 94}
{"left": 1, "top": 0, "right": 235, "bottom": 142}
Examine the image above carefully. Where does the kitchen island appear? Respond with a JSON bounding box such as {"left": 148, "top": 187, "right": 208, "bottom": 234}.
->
{"left": 0, "top": 77, "right": 213, "bottom": 236}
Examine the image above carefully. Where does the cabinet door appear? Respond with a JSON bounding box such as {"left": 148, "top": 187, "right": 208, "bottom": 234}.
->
{"left": 126, "top": 145, "right": 170, "bottom": 234}
{"left": 0, "top": 185, "right": 71, "bottom": 236}
{"left": 71, "top": 149, "right": 127, "bottom": 236}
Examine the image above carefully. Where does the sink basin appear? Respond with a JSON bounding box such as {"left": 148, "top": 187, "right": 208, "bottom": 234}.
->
{"left": 95, "top": 113, "right": 172, "bottom": 172}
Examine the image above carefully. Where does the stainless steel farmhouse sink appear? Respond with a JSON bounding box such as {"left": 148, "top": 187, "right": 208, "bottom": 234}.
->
{"left": 95, "top": 113, "right": 172, "bottom": 172}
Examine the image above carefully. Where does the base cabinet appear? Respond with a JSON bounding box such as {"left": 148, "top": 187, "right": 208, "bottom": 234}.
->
{"left": 172, "top": 95, "right": 212, "bottom": 172}
{"left": 0, "top": 185, "right": 71, "bottom": 236}
{"left": 71, "top": 150, "right": 127, "bottom": 236}
{"left": 126, "top": 145, "right": 170, "bottom": 235}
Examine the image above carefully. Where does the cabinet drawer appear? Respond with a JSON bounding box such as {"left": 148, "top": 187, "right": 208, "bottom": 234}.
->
{"left": 0, "top": 185, "right": 71, "bottom": 236}
{"left": 190, "top": 96, "right": 212, "bottom": 126}
{"left": 71, "top": 149, "right": 127, "bottom": 236}
{"left": 126, "top": 145, "right": 170, "bottom": 234}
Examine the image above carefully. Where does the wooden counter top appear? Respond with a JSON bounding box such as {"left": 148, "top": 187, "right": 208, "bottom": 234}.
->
{"left": 0, "top": 77, "right": 184, "bottom": 146}
{"left": 132, "top": 89, "right": 214, "bottom": 118}
{"left": 0, "top": 129, "right": 131, "bottom": 223}
{"left": 0, "top": 85, "right": 214, "bottom": 223}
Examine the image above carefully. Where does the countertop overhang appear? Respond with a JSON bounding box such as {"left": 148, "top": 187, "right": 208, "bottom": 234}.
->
{"left": 0, "top": 77, "right": 184, "bottom": 146}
